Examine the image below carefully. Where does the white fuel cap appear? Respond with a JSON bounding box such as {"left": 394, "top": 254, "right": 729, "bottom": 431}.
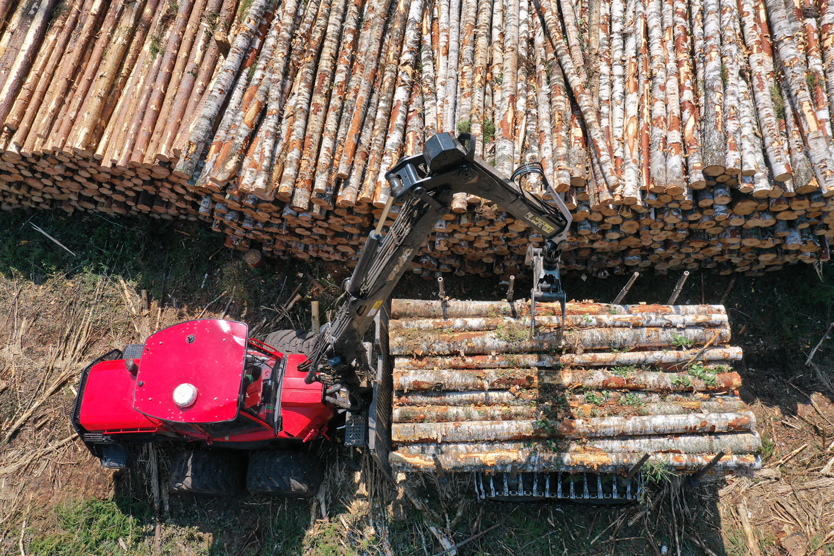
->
{"left": 173, "top": 383, "right": 198, "bottom": 408}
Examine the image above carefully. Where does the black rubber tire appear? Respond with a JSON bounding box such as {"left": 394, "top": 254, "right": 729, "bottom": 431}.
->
{"left": 246, "top": 450, "right": 323, "bottom": 497}
{"left": 168, "top": 451, "right": 245, "bottom": 496}
{"left": 263, "top": 329, "right": 318, "bottom": 357}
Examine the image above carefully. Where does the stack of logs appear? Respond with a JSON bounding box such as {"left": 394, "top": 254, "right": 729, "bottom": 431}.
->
{"left": 1, "top": 0, "right": 834, "bottom": 276}
{"left": 385, "top": 300, "right": 760, "bottom": 474}
{"left": 0, "top": 0, "right": 260, "bottom": 220}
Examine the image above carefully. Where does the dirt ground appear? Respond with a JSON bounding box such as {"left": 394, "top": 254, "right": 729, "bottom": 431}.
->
{"left": 1, "top": 210, "right": 834, "bottom": 555}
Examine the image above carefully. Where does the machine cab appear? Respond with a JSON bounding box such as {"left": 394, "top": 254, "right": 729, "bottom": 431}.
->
{"left": 73, "top": 320, "right": 336, "bottom": 468}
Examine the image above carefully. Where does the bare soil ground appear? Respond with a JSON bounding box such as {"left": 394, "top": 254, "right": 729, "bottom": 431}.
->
{"left": 1, "top": 210, "right": 834, "bottom": 555}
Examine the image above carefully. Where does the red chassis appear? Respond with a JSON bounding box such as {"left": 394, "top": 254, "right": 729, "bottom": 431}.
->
{"left": 72, "top": 319, "right": 335, "bottom": 468}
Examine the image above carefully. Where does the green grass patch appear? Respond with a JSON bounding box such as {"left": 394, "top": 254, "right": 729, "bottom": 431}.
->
{"left": 494, "top": 321, "right": 527, "bottom": 342}
{"left": 770, "top": 83, "right": 785, "bottom": 121}
{"left": 28, "top": 498, "right": 152, "bottom": 556}
{"left": 149, "top": 34, "right": 163, "bottom": 59}
{"left": 644, "top": 460, "right": 676, "bottom": 485}
{"left": 621, "top": 393, "right": 645, "bottom": 407}
{"left": 610, "top": 364, "right": 636, "bottom": 377}
{"left": 584, "top": 390, "right": 608, "bottom": 405}
{"left": 688, "top": 363, "right": 718, "bottom": 386}
{"left": 672, "top": 333, "right": 694, "bottom": 349}
{"left": 0, "top": 211, "right": 301, "bottom": 317}
{"left": 759, "top": 435, "right": 776, "bottom": 460}
{"left": 672, "top": 375, "right": 693, "bottom": 388}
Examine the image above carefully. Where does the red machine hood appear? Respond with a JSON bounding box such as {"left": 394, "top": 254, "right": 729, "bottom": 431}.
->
{"left": 133, "top": 319, "right": 248, "bottom": 423}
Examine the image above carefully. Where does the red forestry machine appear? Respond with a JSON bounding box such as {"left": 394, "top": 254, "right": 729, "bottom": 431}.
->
{"left": 73, "top": 134, "right": 760, "bottom": 501}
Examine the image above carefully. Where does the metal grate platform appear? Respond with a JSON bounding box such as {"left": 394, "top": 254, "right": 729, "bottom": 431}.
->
{"left": 474, "top": 471, "right": 643, "bottom": 503}
{"left": 344, "top": 411, "right": 367, "bottom": 447}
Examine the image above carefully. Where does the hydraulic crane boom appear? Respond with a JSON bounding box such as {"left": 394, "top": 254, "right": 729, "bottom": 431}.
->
{"left": 300, "top": 133, "right": 573, "bottom": 401}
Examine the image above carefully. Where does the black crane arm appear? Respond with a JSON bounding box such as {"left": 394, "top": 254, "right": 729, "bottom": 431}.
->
{"left": 299, "top": 133, "right": 573, "bottom": 396}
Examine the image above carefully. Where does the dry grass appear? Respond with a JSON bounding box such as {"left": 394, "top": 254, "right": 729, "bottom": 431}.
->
{"left": 0, "top": 271, "right": 189, "bottom": 552}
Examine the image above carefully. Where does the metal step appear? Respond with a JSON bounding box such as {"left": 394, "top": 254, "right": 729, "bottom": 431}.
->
{"left": 474, "top": 471, "right": 643, "bottom": 503}
{"left": 122, "top": 344, "right": 145, "bottom": 360}
{"left": 344, "top": 411, "right": 368, "bottom": 447}
{"left": 100, "top": 444, "right": 129, "bottom": 469}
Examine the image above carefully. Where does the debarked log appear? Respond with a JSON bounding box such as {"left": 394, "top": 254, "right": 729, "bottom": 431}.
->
{"left": 393, "top": 368, "right": 742, "bottom": 391}
{"left": 393, "top": 346, "right": 743, "bottom": 370}
{"left": 390, "top": 411, "right": 756, "bottom": 443}
{"left": 388, "top": 443, "right": 760, "bottom": 473}
{"left": 390, "top": 299, "right": 727, "bottom": 319}
{"left": 389, "top": 313, "right": 729, "bottom": 332}
{"left": 390, "top": 325, "right": 731, "bottom": 355}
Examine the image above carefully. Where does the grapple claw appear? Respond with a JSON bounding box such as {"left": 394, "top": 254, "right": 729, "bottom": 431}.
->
{"left": 527, "top": 240, "right": 567, "bottom": 342}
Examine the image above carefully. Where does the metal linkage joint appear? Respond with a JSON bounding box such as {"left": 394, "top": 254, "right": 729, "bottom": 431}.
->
{"left": 526, "top": 240, "right": 567, "bottom": 342}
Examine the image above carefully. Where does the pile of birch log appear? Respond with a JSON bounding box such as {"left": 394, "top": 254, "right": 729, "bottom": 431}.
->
{"left": 1, "top": 0, "right": 834, "bottom": 276}
{"left": 385, "top": 300, "right": 760, "bottom": 474}
{"left": 0, "top": 0, "right": 253, "bottom": 221}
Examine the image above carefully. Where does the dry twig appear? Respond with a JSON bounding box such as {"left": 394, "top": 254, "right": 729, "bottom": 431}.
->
{"left": 806, "top": 322, "right": 834, "bottom": 366}
{"left": 736, "top": 500, "right": 763, "bottom": 556}
{"left": 29, "top": 224, "right": 76, "bottom": 257}
{"left": 766, "top": 443, "right": 808, "bottom": 469}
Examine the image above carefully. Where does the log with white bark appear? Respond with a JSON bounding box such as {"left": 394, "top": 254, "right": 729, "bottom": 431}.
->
{"left": 310, "top": 0, "right": 363, "bottom": 200}
{"left": 469, "top": 0, "right": 490, "bottom": 157}
{"left": 673, "top": 0, "right": 705, "bottom": 188}
{"left": 700, "top": 0, "right": 726, "bottom": 176}
{"left": 822, "top": 0, "right": 834, "bottom": 137}
{"left": 209, "top": 4, "right": 290, "bottom": 187}
{"left": 456, "top": 0, "right": 477, "bottom": 129}
{"left": 334, "top": 0, "right": 393, "bottom": 180}
{"left": 174, "top": 0, "right": 270, "bottom": 179}
{"left": 533, "top": 19, "right": 553, "bottom": 189}
{"left": 290, "top": 0, "right": 349, "bottom": 211}
{"left": 646, "top": 0, "right": 667, "bottom": 193}
{"left": 277, "top": 0, "right": 333, "bottom": 205}
{"left": 738, "top": 0, "right": 791, "bottom": 181}
{"left": 547, "top": 37, "right": 572, "bottom": 191}
{"left": 622, "top": 0, "right": 641, "bottom": 203}
{"left": 496, "top": 0, "right": 518, "bottom": 176}
{"left": 355, "top": 0, "right": 410, "bottom": 205}
{"left": 801, "top": 0, "right": 833, "bottom": 150}
{"left": 764, "top": 0, "right": 834, "bottom": 195}
{"left": 718, "top": 0, "right": 741, "bottom": 175}
{"left": 420, "top": 5, "right": 439, "bottom": 140}
{"left": 443, "top": 0, "right": 462, "bottom": 132}
{"left": 372, "top": 0, "right": 424, "bottom": 209}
